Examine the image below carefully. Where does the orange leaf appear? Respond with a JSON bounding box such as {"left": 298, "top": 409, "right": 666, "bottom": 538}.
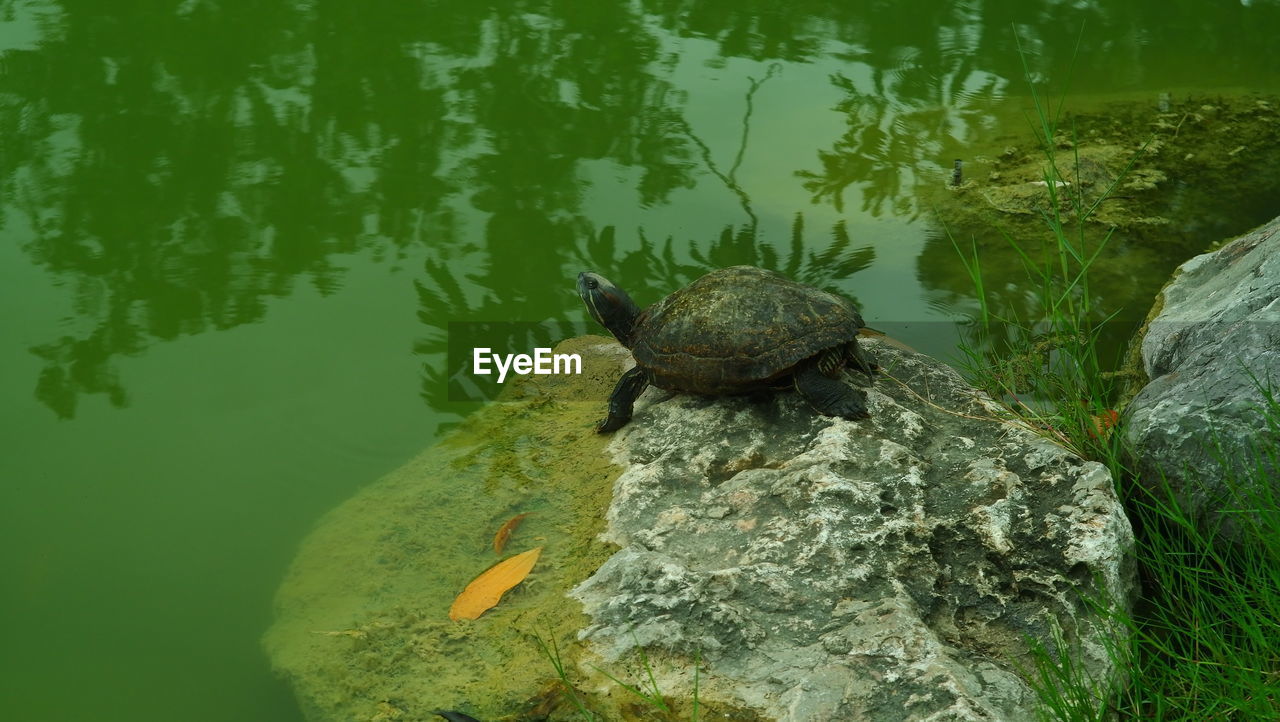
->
{"left": 448, "top": 547, "right": 542, "bottom": 621}
{"left": 1088, "top": 409, "right": 1120, "bottom": 440}
{"left": 493, "top": 512, "right": 530, "bottom": 555}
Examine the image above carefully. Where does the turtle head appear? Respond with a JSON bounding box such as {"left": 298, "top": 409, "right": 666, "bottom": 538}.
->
{"left": 578, "top": 271, "right": 640, "bottom": 347}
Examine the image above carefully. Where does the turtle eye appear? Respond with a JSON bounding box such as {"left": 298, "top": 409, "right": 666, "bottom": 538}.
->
{"left": 586, "top": 278, "right": 599, "bottom": 289}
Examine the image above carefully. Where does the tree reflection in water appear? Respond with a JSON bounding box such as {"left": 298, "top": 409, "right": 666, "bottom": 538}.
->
{"left": 3, "top": 0, "right": 1278, "bottom": 418}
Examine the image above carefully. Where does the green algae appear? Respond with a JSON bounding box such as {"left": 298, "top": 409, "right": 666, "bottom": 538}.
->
{"left": 922, "top": 91, "right": 1280, "bottom": 402}
{"left": 932, "top": 94, "right": 1280, "bottom": 414}
{"left": 1115, "top": 270, "right": 1169, "bottom": 411}
{"left": 264, "top": 336, "right": 630, "bottom": 721}
{"left": 932, "top": 92, "right": 1280, "bottom": 256}
{"left": 264, "top": 336, "right": 765, "bottom": 721}
{"left": 264, "top": 334, "right": 777, "bottom": 720}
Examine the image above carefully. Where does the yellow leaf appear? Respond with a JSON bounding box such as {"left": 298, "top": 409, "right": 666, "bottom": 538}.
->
{"left": 448, "top": 547, "right": 543, "bottom": 621}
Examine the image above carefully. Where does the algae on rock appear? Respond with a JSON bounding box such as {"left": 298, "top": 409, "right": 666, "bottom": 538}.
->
{"left": 263, "top": 337, "right": 627, "bottom": 722}
{"left": 931, "top": 93, "right": 1280, "bottom": 251}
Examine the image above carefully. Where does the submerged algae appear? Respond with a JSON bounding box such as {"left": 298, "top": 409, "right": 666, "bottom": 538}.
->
{"left": 919, "top": 92, "right": 1280, "bottom": 389}
{"left": 933, "top": 92, "right": 1280, "bottom": 253}
{"left": 264, "top": 337, "right": 627, "bottom": 721}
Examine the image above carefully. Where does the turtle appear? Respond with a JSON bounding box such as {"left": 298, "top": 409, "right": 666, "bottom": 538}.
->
{"left": 577, "top": 265, "right": 877, "bottom": 433}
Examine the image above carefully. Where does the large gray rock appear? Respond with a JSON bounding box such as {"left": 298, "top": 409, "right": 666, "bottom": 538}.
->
{"left": 572, "top": 339, "right": 1136, "bottom": 722}
{"left": 1125, "top": 215, "right": 1280, "bottom": 538}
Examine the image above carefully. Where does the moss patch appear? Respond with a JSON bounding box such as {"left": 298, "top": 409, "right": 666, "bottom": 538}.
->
{"left": 932, "top": 93, "right": 1280, "bottom": 255}
{"left": 264, "top": 336, "right": 633, "bottom": 721}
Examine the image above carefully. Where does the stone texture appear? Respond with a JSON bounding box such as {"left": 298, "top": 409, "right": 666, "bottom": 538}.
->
{"left": 572, "top": 339, "right": 1136, "bottom": 722}
{"left": 1125, "top": 215, "right": 1280, "bottom": 538}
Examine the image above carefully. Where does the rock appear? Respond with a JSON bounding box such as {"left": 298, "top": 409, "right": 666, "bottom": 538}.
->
{"left": 572, "top": 339, "right": 1137, "bottom": 721}
{"left": 1124, "top": 215, "right": 1280, "bottom": 540}
{"left": 265, "top": 334, "right": 1138, "bottom": 721}
{"left": 262, "top": 337, "right": 630, "bottom": 722}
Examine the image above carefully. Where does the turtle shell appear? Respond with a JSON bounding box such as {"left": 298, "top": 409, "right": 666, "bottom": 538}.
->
{"left": 631, "top": 266, "right": 865, "bottom": 394}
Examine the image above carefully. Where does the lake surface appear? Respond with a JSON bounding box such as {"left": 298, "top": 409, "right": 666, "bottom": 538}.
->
{"left": 2, "top": 1, "right": 1279, "bottom": 720}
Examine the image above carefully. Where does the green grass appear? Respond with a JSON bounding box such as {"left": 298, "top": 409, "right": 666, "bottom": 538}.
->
{"left": 1111, "top": 377, "right": 1280, "bottom": 719}
{"left": 532, "top": 629, "right": 600, "bottom": 721}
{"left": 1018, "top": 386, "right": 1280, "bottom": 721}
{"left": 588, "top": 634, "right": 672, "bottom": 714}
{"left": 949, "top": 40, "right": 1280, "bottom": 722}
{"left": 948, "top": 33, "right": 1141, "bottom": 465}
{"left": 532, "top": 628, "right": 704, "bottom": 721}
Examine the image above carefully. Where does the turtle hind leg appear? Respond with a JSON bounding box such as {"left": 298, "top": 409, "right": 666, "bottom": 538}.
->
{"left": 597, "top": 366, "right": 649, "bottom": 433}
{"left": 846, "top": 338, "right": 878, "bottom": 378}
{"left": 794, "top": 363, "right": 870, "bottom": 420}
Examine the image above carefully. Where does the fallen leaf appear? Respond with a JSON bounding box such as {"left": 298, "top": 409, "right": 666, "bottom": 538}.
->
{"left": 1088, "top": 409, "right": 1120, "bottom": 440}
{"left": 493, "top": 512, "right": 530, "bottom": 554}
{"left": 449, "top": 547, "right": 543, "bottom": 621}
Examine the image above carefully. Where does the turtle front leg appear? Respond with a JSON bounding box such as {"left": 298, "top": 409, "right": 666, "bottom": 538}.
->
{"left": 846, "top": 338, "right": 878, "bottom": 378}
{"left": 794, "top": 362, "right": 870, "bottom": 420}
{"left": 597, "top": 366, "right": 649, "bottom": 433}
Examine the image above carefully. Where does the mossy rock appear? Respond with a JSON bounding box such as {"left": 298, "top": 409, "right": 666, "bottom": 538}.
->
{"left": 264, "top": 337, "right": 763, "bottom": 721}
{"left": 931, "top": 93, "right": 1280, "bottom": 254}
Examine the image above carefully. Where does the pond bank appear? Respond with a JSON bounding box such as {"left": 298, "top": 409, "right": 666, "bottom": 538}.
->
{"left": 267, "top": 332, "right": 1138, "bottom": 721}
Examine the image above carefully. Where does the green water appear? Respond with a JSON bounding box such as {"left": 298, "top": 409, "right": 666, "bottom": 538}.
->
{"left": 2, "top": 1, "right": 1279, "bottom": 720}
